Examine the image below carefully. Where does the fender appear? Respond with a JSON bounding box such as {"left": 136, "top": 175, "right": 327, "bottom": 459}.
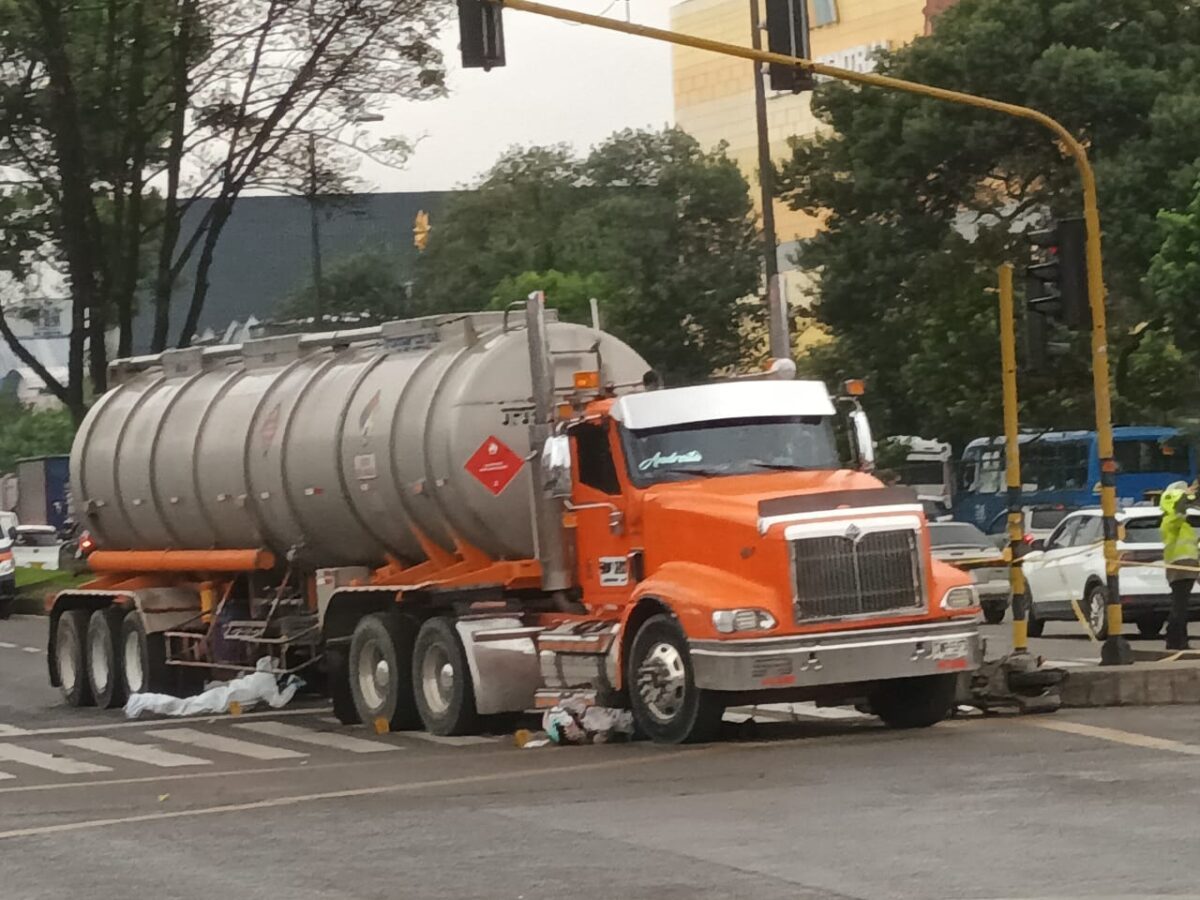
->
{"left": 629, "top": 560, "right": 779, "bottom": 641}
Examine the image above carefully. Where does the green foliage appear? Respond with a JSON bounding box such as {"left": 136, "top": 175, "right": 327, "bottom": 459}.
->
{"left": 489, "top": 271, "right": 615, "bottom": 325}
{"left": 778, "top": 0, "right": 1200, "bottom": 446}
{"left": 277, "top": 247, "right": 410, "bottom": 324}
{"left": 414, "top": 128, "right": 762, "bottom": 382}
{"left": 0, "top": 399, "right": 75, "bottom": 475}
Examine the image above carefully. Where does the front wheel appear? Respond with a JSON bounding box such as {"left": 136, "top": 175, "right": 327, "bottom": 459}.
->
{"left": 627, "top": 614, "right": 724, "bottom": 744}
{"left": 870, "top": 674, "right": 956, "bottom": 729}
{"left": 1025, "top": 588, "right": 1045, "bottom": 638}
{"left": 981, "top": 599, "right": 1006, "bottom": 625}
{"left": 1084, "top": 584, "right": 1110, "bottom": 641}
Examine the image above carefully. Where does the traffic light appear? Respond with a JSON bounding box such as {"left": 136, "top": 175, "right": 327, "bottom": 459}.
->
{"left": 457, "top": 0, "right": 505, "bottom": 71}
{"left": 764, "top": 0, "right": 816, "bottom": 93}
{"left": 1025, "top": 217, "right": 1089, "bottom": 330}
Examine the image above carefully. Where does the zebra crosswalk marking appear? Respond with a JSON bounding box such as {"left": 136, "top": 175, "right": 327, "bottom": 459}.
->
{"left": 0, "top": 743, "right": 112, "bottom": 775}
{"left": 235, "top": 721, "right": 399, "bottom": 754}
{"left": 145, "top": 728, "right": 307, "bottom": 761}
{"left": 61, "top": 737, "right": 212, "bottom": 768}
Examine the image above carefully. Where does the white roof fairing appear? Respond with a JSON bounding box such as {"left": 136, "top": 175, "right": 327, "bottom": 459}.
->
{"left": 610, "top": 380, "right": 836, "bottom": 431}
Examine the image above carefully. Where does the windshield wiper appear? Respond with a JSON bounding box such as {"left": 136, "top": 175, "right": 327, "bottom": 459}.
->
{"left": 744, "top": 459, "right": 808, "bottom": 471}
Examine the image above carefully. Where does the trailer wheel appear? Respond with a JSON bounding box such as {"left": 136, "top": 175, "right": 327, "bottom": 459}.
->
{"left": 120, "top": 612, "right": 172, "bottom": 696}
{"left": 56, "top": 609, "right": 94, "bottom": 707}
{"left": 870, "top": 674, "right": 956, "bottom": 729}
{"left": 412, "top": 617, "right": 479, "bottom": 736}
{"left": 86, "top": 606, "right": 127, "bottom": 709}
{"left": 627, "top": 614, "right": 724, "bottom": 744}
{"left": 981, "top": 599, "right": 1006, "bottom": 625}
{"left": 326, "top": 645, "right": 361, "bottom": 726}
{"left": 348, "top": 612, "right": 420, "bottom": 731}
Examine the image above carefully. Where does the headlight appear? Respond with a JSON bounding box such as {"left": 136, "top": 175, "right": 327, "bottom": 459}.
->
{"left": 940, "top": 586, "right": 978, "bottom": 611}
{"left": 0, "top": 559, "right": 13, "bottom": 576}
{"left": 712, "top": 609, "right": 777, "bottom": 634}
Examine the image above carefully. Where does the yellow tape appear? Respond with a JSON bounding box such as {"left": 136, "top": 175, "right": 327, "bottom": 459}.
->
{"left": 1070, "top": 597, "right": 1099, "bottom": 643}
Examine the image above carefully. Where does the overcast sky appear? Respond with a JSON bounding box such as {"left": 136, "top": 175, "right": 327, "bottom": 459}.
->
{"left": 358, "top": 0, "right": 676, "bottom": 192}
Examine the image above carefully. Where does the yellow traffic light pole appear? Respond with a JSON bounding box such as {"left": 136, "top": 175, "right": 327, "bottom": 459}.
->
{"left": 998, "top": 264, "right": 1029, "bottom": 654}
{"left": 495, "top": 0, "right": 1130, "bottom": 664}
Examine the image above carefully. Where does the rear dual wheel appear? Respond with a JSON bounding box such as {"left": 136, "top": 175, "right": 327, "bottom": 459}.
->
{"left": 348, "top": 611, "right": 422, "bottom": 731}
{"left": 86, "top": 606, "right": 127, "bottom": 709}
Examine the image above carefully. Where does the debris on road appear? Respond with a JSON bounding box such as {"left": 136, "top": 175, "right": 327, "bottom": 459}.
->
{"left": 541, "top": 697, "right": 634, "bottom": 745}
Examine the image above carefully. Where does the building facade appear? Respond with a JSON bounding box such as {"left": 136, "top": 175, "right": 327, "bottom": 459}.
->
{"left": 671, "top": 0, "right": 958, "bottom": 307}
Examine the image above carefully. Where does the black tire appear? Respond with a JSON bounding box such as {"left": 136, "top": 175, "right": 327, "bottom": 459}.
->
{"left": 870, "top": 674, "right": 956, "bottom": 729}
{"left": 326, "top": 644, "right": 361, "bottom": 725}
{"left": 86, "top": 606, "right": 127, "bottom": 709}
{"left": 981, "top": 600, "right": 1006, "bottom": 625}
{"left": 0, "top": 595, "right": 12, "bottom": 620}
{"left": 1084, "top": 584, "right": 1110, "bottom": 641}
{"left": 1025, "top": 589, "right": 1045, "bottom": 638}
{"left": 120, "top": 612, "right": 173, "bottom": 696}
{"left": 412, "top": 616, "right": 479, "bottom": 736}
{"left": 627, "top": 614, "right": 724, "bottom": 744}
{"left": 1137, "top": 614, "right": 1167, "bottom": 638}
{"left": 56, "top": 609, "right": 94, "bottom": 707}
{"left": 349, "top": 611, "right": 420, "bottom": 730}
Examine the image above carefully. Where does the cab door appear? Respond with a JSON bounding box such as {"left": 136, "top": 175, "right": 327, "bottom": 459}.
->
{"left": 1024, "top": 517, "right": 1080, "bottom": 615}
{"left": 569, "top": 421, "right": 635, "bottom": 605}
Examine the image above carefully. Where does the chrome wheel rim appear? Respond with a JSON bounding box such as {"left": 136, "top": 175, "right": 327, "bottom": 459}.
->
{"left": 124, "top": 630, "right": 145, "bottom": 694}
{"left": 637, "top": 642, "right": 687, "bottom": 722}
{"left": 356, "top": 639, "right": 390, "bottom": 712}
{"left": 1088, "top": 592, "right": 1106, "bottom": 636}
{"left": 89, "top": 625, "right": 110, "bottom": 692}
{"left": 420, "top": 643, "right": 454, "bottom": 715}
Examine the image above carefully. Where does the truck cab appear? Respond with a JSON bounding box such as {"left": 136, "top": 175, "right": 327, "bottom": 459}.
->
{"left": 539, "top": 379, "right": 981, "bottom": 741}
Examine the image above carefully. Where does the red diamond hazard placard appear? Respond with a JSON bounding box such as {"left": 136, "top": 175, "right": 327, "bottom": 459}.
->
{"left": 464, "top": 435, "right": 525, "bottom": 496}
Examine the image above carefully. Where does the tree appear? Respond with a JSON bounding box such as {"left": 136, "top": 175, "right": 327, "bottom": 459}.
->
{"left": 0, "top": 396, "right": 74, "bottom": 475}
{"left": 415, "top": 128, "right": 762, "bottom": 382}
{"left": 489, "top": 270, "right": 614, "bottom": 325}
{"left": 777, "top": 0, "right": 1200, "bottom": 446}
{"left": 1, "top": 0, "right": 449, "bottom": 420}
{"left": 276, "top": 246, "right": 410, "bottom": 324}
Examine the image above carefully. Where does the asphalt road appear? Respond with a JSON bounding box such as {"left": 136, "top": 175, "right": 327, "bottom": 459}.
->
{"left": 3, "top": 614, "right": 1200, "bottom": 900}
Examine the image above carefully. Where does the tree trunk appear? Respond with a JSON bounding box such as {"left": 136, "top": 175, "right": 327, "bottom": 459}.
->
{"left": 177, "top": 196, "right": 234, "bottom": 348}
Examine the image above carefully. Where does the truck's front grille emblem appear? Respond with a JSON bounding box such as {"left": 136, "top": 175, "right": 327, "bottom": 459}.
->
{"left": 791, "top": 530, "right": 922, "bottom": 622}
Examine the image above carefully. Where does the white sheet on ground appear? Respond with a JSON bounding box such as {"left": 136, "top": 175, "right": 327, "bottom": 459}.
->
{"left": 124, "top": 657, "right": 302, "bottom": 719}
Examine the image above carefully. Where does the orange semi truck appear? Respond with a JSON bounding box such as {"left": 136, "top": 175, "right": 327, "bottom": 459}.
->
{"left": 47, "top": 297, "right": 981, "bottom": 742}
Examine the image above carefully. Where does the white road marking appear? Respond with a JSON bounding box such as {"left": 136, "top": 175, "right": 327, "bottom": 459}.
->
{"left": 145, "top": 728, "right": 307, "bottom": 761}
{"left": 235, "top": 721, "right": 399, "bottom": 754}
{"left": 1046, "top": 659, "right": 1092, "bottom": 668}
{"left": 5, "top": 704, "right": 333, "bottom": 738}
{"left": 0, "top": 642, "right": 16, "bottom": 649}
{"left": 0, "top": 747, "right": 714, "bottom": 840}
{"left": 0, "top": 771, "right": 13, "bottom": 781}
{"left": 20, "top": 646, "right": 40, "bottom": 654}
{"left": 1027, "top": 719, "right": 1200, "bottom": 756}
{"left": 404, "top": 732, "right": 497, "bottom": 747}
{"left": 61, "top": 737, "right": 213, "bottom": 768}
{"left": 317, "top": 716, "right": 341, "bottom": 726}
{"left": 0, "top": 743, "right": 112, "bottom": 775}
{"left": 0, "top": 725, "right": 31, "bottom": 737}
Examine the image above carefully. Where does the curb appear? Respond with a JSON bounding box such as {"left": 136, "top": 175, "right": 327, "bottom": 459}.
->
{"left": 1060, "top": 660, "right": 1200, "bottom": 707}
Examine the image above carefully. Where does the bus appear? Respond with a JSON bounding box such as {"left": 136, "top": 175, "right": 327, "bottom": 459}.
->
{"left": 953, "top": 426, "right": 1196, "bottom": 528}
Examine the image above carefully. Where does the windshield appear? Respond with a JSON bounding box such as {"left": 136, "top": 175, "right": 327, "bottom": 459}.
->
{"left": 897, "top": 460, "right": 947, "bottom": 486}
{"left": 928, "top": 523, "right": 990, "bottom": 549}
{"left": 622, "top": 416, "right": 839, "bottom": 487}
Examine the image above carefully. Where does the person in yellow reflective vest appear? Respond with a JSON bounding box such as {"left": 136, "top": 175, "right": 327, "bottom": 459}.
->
{"left": 1159, "top": 481, "right": 1199, "bottom": 650}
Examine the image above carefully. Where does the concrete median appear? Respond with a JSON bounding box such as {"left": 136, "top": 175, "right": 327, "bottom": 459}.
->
{"left": 1059, "top": 659, "right": 1200, "bottom": 707}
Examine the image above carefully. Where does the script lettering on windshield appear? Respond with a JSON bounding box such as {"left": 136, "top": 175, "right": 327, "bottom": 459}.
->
{"left": 638, "top": 450, "right": 703, "bottom": 472}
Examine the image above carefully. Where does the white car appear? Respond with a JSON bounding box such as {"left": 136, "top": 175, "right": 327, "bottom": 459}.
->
{"left": 983, "top": 505, "right": 1073, "bottom": 550}
{"left": 1022, "top": 506, "right": 1200, "bottom": 639}
{"left": 927, "top": 522, "right": 1011, "bottom": 624}
{"left": 11, "top": 525, "right": 65, "bottom": 571}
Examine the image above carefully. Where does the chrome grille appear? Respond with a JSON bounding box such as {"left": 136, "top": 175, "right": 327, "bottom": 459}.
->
{"left": 791, "top": 529, "right": 922, "bottom": 622}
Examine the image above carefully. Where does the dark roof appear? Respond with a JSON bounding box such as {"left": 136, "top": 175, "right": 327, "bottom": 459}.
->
{"left": 133, "top": 190, "right": 456, "bottom": 353}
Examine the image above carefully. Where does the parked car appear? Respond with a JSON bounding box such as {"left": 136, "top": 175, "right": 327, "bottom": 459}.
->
{"left": 928, "top": 522, "right": 1011, "bottom": 625}
{"left": 1022, "top": 506, "right": 1200, "bottom": 639}
{"left": 984, "top": 505, "right": 1074, "bottom": 550}
{"left": 11, "top": 525, "right": 66, "bottom": 571}
{"left": 0, "top": 529, "right": 14, "bottom": 619}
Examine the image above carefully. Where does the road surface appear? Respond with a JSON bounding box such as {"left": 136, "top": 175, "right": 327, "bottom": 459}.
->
{"left": 2, "top": 614, "right": 1199, "bottom": 899}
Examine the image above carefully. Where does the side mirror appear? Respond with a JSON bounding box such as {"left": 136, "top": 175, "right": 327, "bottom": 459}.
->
{"left": 1030, "top": 539, "right": 1046, "bottom": 552}
{"left": 540, "top": 434, "right": 573, "bottom": 499}
{"left": 849, "top": 408, "right": 875, "bottom": 472}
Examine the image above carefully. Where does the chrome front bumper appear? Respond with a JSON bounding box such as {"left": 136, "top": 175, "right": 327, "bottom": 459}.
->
{"left": 689, "top": 620, "right": 982, "bottom": 693}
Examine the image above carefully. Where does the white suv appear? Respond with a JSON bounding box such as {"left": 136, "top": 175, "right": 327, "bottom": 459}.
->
{"left": 1023, "top": 506, "right": 1200, "bottom": 639}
